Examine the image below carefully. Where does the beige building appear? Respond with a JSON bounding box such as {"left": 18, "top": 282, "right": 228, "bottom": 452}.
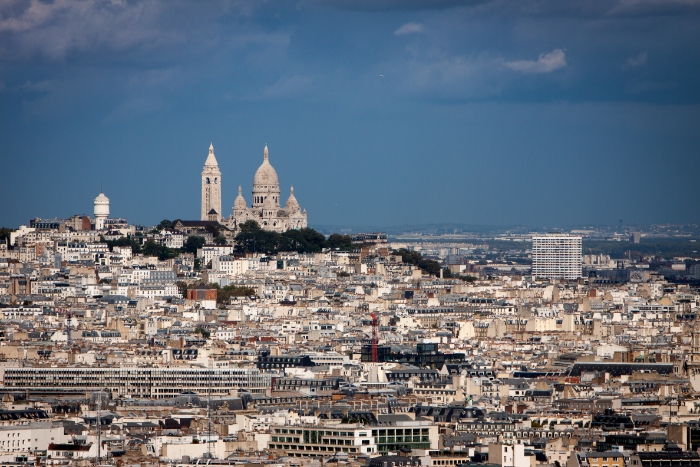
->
{"left": 200, "top": 143, "right": 307, "bottom": 231}
{"left": 227, "top": 145, "right": 307, "bottom": 232}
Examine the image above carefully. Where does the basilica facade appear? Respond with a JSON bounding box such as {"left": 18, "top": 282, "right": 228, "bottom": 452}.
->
{"left": 200, "top": 144, "right": 307, "bottom": 233}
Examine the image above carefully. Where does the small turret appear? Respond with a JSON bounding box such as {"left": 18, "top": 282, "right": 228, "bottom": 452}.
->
{"left": 285, "top": 186, "right": 300, "bottom": 212}
{"left": 234, "top": 186, "right": 247, "bottom": 210}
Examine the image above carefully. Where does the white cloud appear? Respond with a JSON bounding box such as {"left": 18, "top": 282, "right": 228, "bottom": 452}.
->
{"left": 374, "top": 51, "right": 506, "bottom": 101}
{"left": 18, "top": 80, "right": 53, "bottom": 92}
{"left": 505, "top": 49, "right": 567, "bottom": 74}
{"left": 626, "top": 52, "right": 647, "bottom": 68}
{"left": 103, "top": 97, "right": 165, "bottom": 124}
{"left": 607, "top": 0, "right": 700, "bottom": 16}
{"left": 0, "top": 0, "right": 182, "bottom": 61}
{"left": 394, "top": 22, "right": 425, "bottom": 35}
{"left": 244, "top": 74, "right": 314, "bottom": 100}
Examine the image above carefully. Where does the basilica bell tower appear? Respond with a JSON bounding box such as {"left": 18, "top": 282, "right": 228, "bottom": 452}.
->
{"left": 201, "top": 143, "right": 222, "bottom": 221}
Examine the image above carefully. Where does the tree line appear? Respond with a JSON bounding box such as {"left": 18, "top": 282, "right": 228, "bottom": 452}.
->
{"left": 103, "top": 235, "right": 205, "bottom": 261}
{"left": 103, "top": 221, "right": 358, "bottom": 261}
{"left": 393, "top": 248, "right": 477, "bottom": 281}
{"left": 233, "top": 221, "right": 357, "bottom": 254}
{"left": 176, "top": 281, "right": 255, "bottom": 304}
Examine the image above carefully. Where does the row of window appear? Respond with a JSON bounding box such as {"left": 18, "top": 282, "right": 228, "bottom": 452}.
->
{"left": 275, "top": 429, "right": 362, "bottom": 436}
{"left": 269, "top": 444, "right": 362, "bottom": 453}
{"left": 272, "top": 436, "right": 357, "bottom": 446}
{"left": 433, "top": 460, "right": 470, "bottom": 466}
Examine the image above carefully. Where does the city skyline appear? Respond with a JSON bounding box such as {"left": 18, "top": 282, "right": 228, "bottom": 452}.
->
{"left": 1, "top": 1, "right": 699, "bottom": 228}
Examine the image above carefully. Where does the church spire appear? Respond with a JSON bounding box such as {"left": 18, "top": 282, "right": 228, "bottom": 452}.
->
{"left": 201, "top": 142, "right": 221, "bottom": 221}
{"left": 264, "top": 144, "right": 269, "bottom": 161}
{"left": 204, "top": 142, "right": 219, "bottom": 167}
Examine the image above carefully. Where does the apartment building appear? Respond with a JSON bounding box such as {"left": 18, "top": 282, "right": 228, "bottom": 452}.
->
{"left": 2, "top": 367, "right": 270, "bottom": 398}
{"left": 532, "top": 234, "right": 582, "bottom": 279}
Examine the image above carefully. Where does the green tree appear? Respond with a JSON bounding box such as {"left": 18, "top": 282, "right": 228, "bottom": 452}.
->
{"left": 279, "top": 229, "right": 306, "bottom": 252}
{"left": 183, "top": 235, "right": 206, "bottom": 255}
{"left": 156, "top": 219, "right": 175, "bottom": 231}
{"left": 104, "top": 236, "right": 142, "bottom": 254}
{"left": 238, "top": 220, "right": 261, "bottom": 233}
{"left": 393, "top": 248, "right": 445, "bottom": 278}
{"left": 175, "top": 281, "right": 188, "bottom": 298}
{"left": 213, "top": 283, "right": 256, "bottom": 304}
{"left": 458, "top": 274, "right": 478, "bottom": 282}
{"left": 279, "top": 228, "right": 329, "bottom": 253}
{"left": 194, "top": 327, "right": 210, "bottom": 339}
{"left": 417, "top": 258, "right": 442, "bottom": 277}
{"left": 297, "top": 228, "right": 328, "bottom": 252}
{"left": 328, "top": 233, "right": 355, "bottom": 250}
{"left": 204, "top": 223, "right": 221, "bottom": 238}
{"left": 394, "top": 248, "right": 423, "bottom": 266}
{"left": 142, "top": 240, "right": 179, "bottom": 260}
{"left": 233, "top": 225, "right": 333, "bottom": 255}
{"left": 213, "top": 235, "right": 227, "bottom": 245}
{"left": 235, "top": 229, "right": 280, "bottom": 254}
{"left": 0, "top": 227, "right": 14, "bottom": 247}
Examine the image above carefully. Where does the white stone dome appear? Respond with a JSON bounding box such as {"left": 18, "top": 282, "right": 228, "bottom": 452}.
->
{"left": 234, "top": 186, "right": 247, "bottom": 209}
{"left": 285, "top": 186, "right": 300, "bottom": 211}
{"left": 94, "top": 192, "right": 110, "bottom": 217}
{"left": 253, "top": 145, "right": 279, "bottom": 188}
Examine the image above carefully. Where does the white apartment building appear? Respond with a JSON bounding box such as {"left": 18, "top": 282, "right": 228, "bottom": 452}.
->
{"left": 306, "top": 351, "right": 350, "bottom": 366}
{"left": 198, "top": 245, "right": 235, "bottom": 266}
{"left": 214, "top": 329, "right": 237, "bottom": 341}
{"left": 0, "top": 422, "right": 69, "bottom": 454}
{"left": 489, "top": 443, "right": 529, "bottom": 467}
{"left": 268, "top": 423, "right": 378, "bottom": 457}
{"left": 532, "top": 234, "right": 582, "bottom": 279}
{"left": 212, "top": 255, "right": 249, "bottom": 276}
{"left": 2, "top": 367, "right": 270, "bottom": 398}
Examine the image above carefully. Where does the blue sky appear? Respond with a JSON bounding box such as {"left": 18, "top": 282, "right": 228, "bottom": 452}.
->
{"left": 1, "top": 0, "right": 699, "bottom": 229}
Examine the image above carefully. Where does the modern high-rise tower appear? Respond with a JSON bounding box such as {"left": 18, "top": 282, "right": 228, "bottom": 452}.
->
{"left": 532, "top": 234, "right": 582, "bottom": 279}
{"left": 201, "top": 143, "right": 222, "bottom": 221}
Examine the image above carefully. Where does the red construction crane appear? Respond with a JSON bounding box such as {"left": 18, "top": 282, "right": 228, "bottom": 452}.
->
{"left": 370, "top": 313, "right": 379, "bottom": 363}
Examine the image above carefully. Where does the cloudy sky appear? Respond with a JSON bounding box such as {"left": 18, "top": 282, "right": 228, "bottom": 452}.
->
{"left": 1, "top": 0, "right": 699, "bottom": 229}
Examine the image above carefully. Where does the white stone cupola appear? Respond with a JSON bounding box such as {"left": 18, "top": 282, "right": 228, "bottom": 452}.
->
{"left": 252, "top": 145, "right": 280, "bottom": 208}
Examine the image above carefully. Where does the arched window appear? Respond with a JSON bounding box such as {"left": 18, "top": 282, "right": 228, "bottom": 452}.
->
{"left": 205, "top": 178, "right": 210, "bottom": 184}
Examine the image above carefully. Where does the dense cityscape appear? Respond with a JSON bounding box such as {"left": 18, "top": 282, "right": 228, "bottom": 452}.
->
{"left": 0, "top": 143, "right": 698, "bottom": 467}
{"left": 2, "top": 1, "right": 698, "bottom": 466}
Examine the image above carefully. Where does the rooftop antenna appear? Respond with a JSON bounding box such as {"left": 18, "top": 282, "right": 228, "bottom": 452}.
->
{"left": 207, "top": 361, "right": 213, "bottom": 459}
{"left": 97, "top": 395, "right": 101, "bottom": 464}
{"left": 370, "top": 313, "right": 379, "bottom": 362}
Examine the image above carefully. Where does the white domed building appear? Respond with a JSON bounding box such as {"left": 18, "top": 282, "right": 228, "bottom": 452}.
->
{"left": 225, "top": 145, "right": 307, "bottom": 232}
{"left": 94, "top": 191, "right": 110, "bottom": 230}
